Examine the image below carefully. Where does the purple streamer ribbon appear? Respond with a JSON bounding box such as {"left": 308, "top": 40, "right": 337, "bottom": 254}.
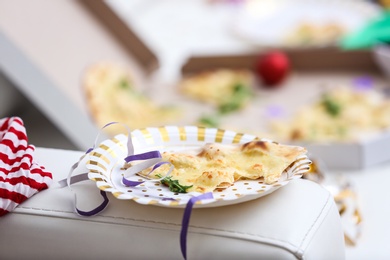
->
{"left": 75, "top": 190, "right": 109, "bottom": 216}
{"left": 353, "top": 76, "right": 373, "bottom": 91}
{"left": 265, "top": 104, "right": 285, "bottom": 119}
{"left": 60, "top": 122, "right": 173, "bottom": 215}
{"left": 125, "top": 151, "right": 162, "bottom": 162}
{"left": 58, "top": 150, "right": 109, "bottom": 217}
{"left": 180, "top": 192, "right": 214, "bottom": 260}
{"left": 58, "top": 145, "right": 109, "bottom": 217}
{"left": 60, "top": 122, "right": 216, "bottom": 259}
{"left": 59, "top": 122, "right": 133, "bottom": 216}
{"left": 122, "top": 151, "right": 174, "bottom": 187}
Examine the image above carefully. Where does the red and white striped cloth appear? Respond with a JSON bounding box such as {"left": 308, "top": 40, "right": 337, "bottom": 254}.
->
{"left": 0, "top": 117, "right": 52, "bottom": 216}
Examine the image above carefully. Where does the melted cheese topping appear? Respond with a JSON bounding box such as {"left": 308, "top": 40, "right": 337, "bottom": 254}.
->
{"left": 139, "top": 141, "right": 306, "bottom": 193}
{"left": 270, "top": 86, "right": 390, "bottom": 142}
{"left": 180, "top": 69, "right": 254, "bottom": 106}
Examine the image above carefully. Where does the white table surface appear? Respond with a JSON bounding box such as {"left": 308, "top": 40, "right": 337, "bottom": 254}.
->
{"left": 333, "top": 162, "right": 390, "bottom": 259}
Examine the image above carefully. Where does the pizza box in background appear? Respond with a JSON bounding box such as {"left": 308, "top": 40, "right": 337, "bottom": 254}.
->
{"left": 302, "top": 130, "right": 390, "bottom": 170}
{"left": 4, "top": 0, "right": 388, "bottom": 169}
{"left": 0, "top": 0, "right": 162, "bottom": 150}
{"left": 181, "top": 47, "right": 390, "bottom": 170}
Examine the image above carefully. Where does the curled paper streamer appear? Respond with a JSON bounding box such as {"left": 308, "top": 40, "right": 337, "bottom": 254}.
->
{"left": 59, "top": 122, "right": 172, "bottom": 215}
{"left": 59, "top": 122, "right": 214, "bottom": 259}
{"left": 122, "top": 151, "right": 174, "bottom": 187}
{"left": 58, "top": 160, "right": 109, "bottom": 217}
{"left": 181, "top": 192, "right": 213, "bottom": 259}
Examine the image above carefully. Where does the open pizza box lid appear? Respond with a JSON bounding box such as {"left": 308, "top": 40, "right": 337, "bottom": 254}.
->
{"left": 180, "top": 47, "right": 390, "bottom": 170}
{"left": 0, "top": 0, "right": 159, "bottom": 150}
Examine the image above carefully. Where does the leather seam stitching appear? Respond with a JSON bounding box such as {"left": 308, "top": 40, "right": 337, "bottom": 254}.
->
{"left": 297, "top": 193, "right": 333, "bottom": 250}
{"left": 16, "top": 205, "right": 300, "bottom": 248}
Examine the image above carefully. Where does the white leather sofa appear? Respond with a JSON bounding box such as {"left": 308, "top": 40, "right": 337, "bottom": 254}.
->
{"left": 0, "top": 148, "right": 345, "bottom": 259}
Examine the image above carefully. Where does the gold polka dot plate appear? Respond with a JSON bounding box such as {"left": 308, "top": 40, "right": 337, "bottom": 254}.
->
{"left": 86, "top": 126, "right": 311, "bottom": 208}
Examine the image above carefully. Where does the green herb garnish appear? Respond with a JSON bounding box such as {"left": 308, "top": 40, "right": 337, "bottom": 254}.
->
{"left": 118, "top": 78, "right": 149, "bottom": 101}
{"left": 196, "top": 83, "right": 253, "bottom": 128}
{"left": 322, "top": 94, "right": 341, "bottom": 117}
{"left": 156, "top": 174, "right": 193, "bottom": 193}
{"left": 119, "top": 78, "right": 130, "bottom": 89}
{"left": 218, "top": 83, "right": 253, "bottom": 115}
{"left": 198, "top": 114, "right": 220, "bottom": 128}
{"left": 218, "top": 101, "right": 242, "bottom": 114}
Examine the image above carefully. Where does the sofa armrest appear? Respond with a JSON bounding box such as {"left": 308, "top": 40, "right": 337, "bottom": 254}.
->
{"left": 0, "top": 148, "right": 345, "bottom": 259}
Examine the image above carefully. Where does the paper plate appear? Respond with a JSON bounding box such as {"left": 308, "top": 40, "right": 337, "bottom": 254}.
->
{"left": 86, "top": 126, "right": 311, "bottom": 208}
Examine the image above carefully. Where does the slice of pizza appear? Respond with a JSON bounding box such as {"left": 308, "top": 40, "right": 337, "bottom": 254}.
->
{"left": 83, "top": 62, "right": 181, "bottom": 135}
{"left": 137, "top": 140, "right": 307, "bottom": 193}
{"left": 179, "top": 69, "right": 254, "bottom": 112}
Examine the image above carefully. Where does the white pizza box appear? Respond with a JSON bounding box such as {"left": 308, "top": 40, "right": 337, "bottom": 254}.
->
{"left": 301, "top": 130, "right": 390, "bottom": 170}
{"left": 180, "top": 48, "right": 390, "bottom": 170}
{"left": 0, "top": 0, "right": 159, "bottom": 150}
